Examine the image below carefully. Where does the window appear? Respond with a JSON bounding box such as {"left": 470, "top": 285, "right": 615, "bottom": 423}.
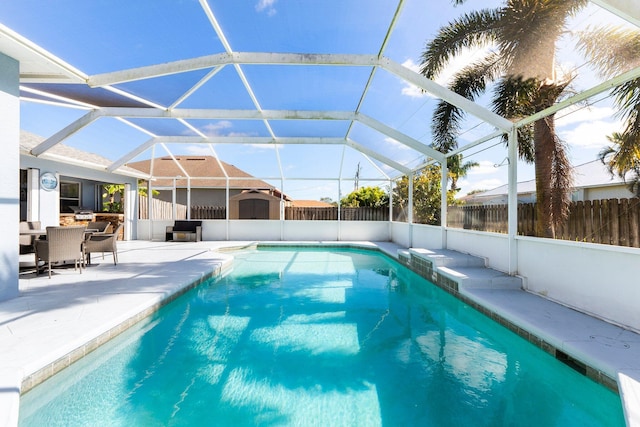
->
{"left": 60, "top": 181, "right": 81, "bottom": 213}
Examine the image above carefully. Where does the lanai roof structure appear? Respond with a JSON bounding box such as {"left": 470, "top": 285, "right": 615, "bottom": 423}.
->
{"left": 2, "top": 0, "right": 638, "bottom": 203}
{"left": 4, "top": 3, "right": 640, "bottom": 425}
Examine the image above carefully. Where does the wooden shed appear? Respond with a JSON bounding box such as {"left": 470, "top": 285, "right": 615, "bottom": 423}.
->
{"left": 229, "top": 190, "right": 283, "bottom": 220}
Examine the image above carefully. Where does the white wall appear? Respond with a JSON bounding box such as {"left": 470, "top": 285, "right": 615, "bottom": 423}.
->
{"left": 404, "top": 226, "right": 640, "bottom": 333}
{"left": 139, "top": 220, "right": 393, "bottom": 242}
{"left": 412, "top": 224, "right": 444, "bottom": 250}
{"left": 283, "top": 221, "right": 338, "bottom": 241}
{"left": 583, "top": 185, "right": 634, "bottom": 201}
{"left": 518, "top": 237, "right": 640, "bottom": 333}
{"left": 446, "top": 228, "right": 510, "bottom": 272}
{"left": 0, "top": 52, "right": 20, "bottom": 301}
{"left": 338, "top": 221, "right": 389, "bottom": 241}
{"left": 390, "top": 222, "right": 411, "bottom": 248}
{"left": 229, "top": 220, "right": 281, "bottom": 241}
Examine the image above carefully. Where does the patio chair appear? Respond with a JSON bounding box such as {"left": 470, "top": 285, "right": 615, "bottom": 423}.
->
{"left": 35, "top": 226, "right": 86, "bottom": 278}
{"left": 19, "top": 221, "right": 42, "bottom": 254}
{"left": 86, "top": 221, "right": 111, "bottom": 233}
{"left": 84, "top": 223, "right": 123, "bottom": 265}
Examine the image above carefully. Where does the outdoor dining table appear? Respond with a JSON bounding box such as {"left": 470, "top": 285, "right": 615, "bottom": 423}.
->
{"left": 19, "top": 229, "right": 47, "bottom": 237}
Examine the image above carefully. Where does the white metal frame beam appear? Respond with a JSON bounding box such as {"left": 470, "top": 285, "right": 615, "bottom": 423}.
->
{"left": 590, "top": 0, "right": 640, "bottom": 27}
{"left": 97, "top": 107, "right": 444, "bottom": 160}
{"left": 87, "top": 53, "right": 512, "bottom": 132}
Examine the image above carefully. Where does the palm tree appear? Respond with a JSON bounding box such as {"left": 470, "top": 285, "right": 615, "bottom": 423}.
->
{"left": 448, "top": 154, "right": 478, "bottom": 192}
{"left": 420, "top": 0, "right": 588, "bottom": 237}
{"left": 598, "top": 133, "right": 640, "bottom": 196}
{"left": 577, "top": 26, "right": 640, "bottom": 196}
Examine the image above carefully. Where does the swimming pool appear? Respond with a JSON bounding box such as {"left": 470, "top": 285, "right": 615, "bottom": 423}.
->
{"left": 18, "top": 247, "right": 624, "bottom": 426}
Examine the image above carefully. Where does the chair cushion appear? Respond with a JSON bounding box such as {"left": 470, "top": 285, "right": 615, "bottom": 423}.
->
{"left": 172, "top": 221, "right": 202, "bottom": 232}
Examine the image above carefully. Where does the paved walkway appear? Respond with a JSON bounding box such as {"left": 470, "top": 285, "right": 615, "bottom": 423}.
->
{"left": 1, "top": 240, "right": 638, "bottom": 426}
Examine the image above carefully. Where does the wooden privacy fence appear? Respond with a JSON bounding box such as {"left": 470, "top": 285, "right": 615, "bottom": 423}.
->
{"left": 191, "top": 206, "right": 226, "bottom": 219}
{"left": 139, "top": 195, "right": 187, "bottom": 220}
{"left": 447, "top": 197, "right": 640, "bottom": 247}
{"left": 140, "top": 200, "right": 391, "bottom": 221}
{"left": 285, "top": 206, "right": 389, "bottom": 221}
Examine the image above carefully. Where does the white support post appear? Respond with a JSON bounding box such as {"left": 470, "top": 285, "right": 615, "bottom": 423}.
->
{"left": 408, "top": 171, "right": 414, "bottom": 248}
{"left": 0, "top": 52, "right": 19, "bottom": 301}
{"left": 27, "top": 168, "right": 40, "bottom": 221}
{"left": 337, "top": 179, "right": 342, "bottom": 241}
{"left": 440, "top": 159, "right": 448, "bottom": 249}
{"left": 225, "top": 177, "right": 230, "bottom": 241}
{"left": 280, "top": 178, "right": 285, "bottom": 241}
{"left": 186, "top": 177, "right": 191, "bottom": 220}
{"left": 147, "top": 180, "right": 153, "bottom": 240}
{"left": 388, "top": 179, "right": 393, "bottom": 230}
{"left": 172, "top": 178, "right": 177, "bottom": 220}
{"left": 507, "top": 128, "right": 518, "bottom": 275}
{"left": 123, "top": 183, "right": 134, "bottom": 241}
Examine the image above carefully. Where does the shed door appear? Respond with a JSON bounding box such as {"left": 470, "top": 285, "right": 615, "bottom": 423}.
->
{"left": 239, "top": 199, "right": 269, "bottom": 219}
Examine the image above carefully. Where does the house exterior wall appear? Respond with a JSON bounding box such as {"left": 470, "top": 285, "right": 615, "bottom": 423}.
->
{"left": 20, "top": 155, "right": 139, "bottom": 237}
{"left": 153, "top": 188, "right": 243, "bottom": 206}
{"left": 579, "top": 184, "right": 634, "bottom": 201}
{"left": 0, "top": 52, "right": 20, "bottom": 301}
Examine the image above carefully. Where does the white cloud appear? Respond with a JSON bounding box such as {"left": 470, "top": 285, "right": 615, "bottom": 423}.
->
{"left": 552, "top": 103, "right": 626, "bottom": 150}
{"left": 400, "top": 59, "right": 427, "bottom": 99}
{"left": 400, "top": 45, "right": 491, "bottom": 99}
{"left": 184, "top": 144, "right": 213, "bottom": 155}
{"left": 256, "top": 0, "right": 277, "bottom": 16}
{"left": 384, "top": 136, "right": 413, "bottom": 151}
{"left": 202, "top": 120, "right": 233, "bottom": 136}
{"left": 555, "top": 105, "right": 617, "bottom": 127}
{"left": 560, "top": 119, "right": 621, "bottom": 149}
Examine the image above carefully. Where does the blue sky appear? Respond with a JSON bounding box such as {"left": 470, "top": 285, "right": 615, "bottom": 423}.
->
{"left": 2, "top": 0, "right": 636, "bottom": 200}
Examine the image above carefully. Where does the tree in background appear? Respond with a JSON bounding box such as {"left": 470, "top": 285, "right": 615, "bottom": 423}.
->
{"left": 102, "top": 181, "right": 159, "bottom": 213}
{"left": 102, "top": 184, "right": 124, "bottom": 213}
{"left": 319, "top": 197, "right": 338, "bottom": 206}
{"left": 338, "top": 166, "right": 457, "bottom": 225}
{"left": 448, "top": 154, "right": 478, "bottom": 192}
{"left": 340, "top": 186, "right": 389, "bottom": 207}
{"left": 393, "top": 164, "right": 456, "bottom": 225}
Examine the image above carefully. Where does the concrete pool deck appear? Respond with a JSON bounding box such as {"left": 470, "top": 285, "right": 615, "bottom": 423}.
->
{"left": 0, "top": 240, "right": 638, "bottom": 426}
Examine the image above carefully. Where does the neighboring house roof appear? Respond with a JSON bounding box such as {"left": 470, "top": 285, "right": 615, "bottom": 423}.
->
{"left": 20, "top": 131, "right": 145, "bottom": 178}
{"left": 290, "top": 200, "right": 334, "bottom": 207}
{"left": 461, "top": 160, "right": 633, "bottom": 203}
{"left": 127, "top": 156, "right": 274, "bottom": 190}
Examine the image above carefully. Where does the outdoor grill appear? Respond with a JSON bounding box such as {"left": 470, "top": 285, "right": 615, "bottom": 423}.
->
{"left": 70, "top": 206, "right": 95, "bottom": 220}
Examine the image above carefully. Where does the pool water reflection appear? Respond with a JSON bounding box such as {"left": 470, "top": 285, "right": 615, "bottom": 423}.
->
{"left": 19, "top": 247, "right": 624, "bottom": 426}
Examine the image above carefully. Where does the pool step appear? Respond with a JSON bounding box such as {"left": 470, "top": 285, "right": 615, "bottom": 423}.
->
{"left": 400, "top": 248, "right": 522, "bottom": 293}
{"left": 409, "top": 248, "right": 486, "bottom": 268}
{"left": 437, "top": 266, "right": 522, "bottom": 290}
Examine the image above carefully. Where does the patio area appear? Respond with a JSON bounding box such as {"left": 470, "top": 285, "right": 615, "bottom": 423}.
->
{"left": 1, "top": 240, "right": 640, "bottom": 426}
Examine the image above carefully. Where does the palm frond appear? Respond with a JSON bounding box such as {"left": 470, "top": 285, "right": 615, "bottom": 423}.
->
{"left": 431, "top": 52, "right": 504, "bottom": 152}
{"left": 420, "top": 9, "right": 502, "bottom": 79}
{"left": 492, "top": 76, "right": 541, "bottom": 117}
{"left": 611, "top": 79, "right": 640, "bottom": 137}
{"left": 577, "top": 26, "right": 640, "bottom": 78}
{"left": 600, "top": 132, "right": 640, "bottom": 179}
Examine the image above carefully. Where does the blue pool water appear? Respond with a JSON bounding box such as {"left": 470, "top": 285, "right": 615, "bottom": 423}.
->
{"left": 19, "top": 247, "right": 624, "bottom": 426}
